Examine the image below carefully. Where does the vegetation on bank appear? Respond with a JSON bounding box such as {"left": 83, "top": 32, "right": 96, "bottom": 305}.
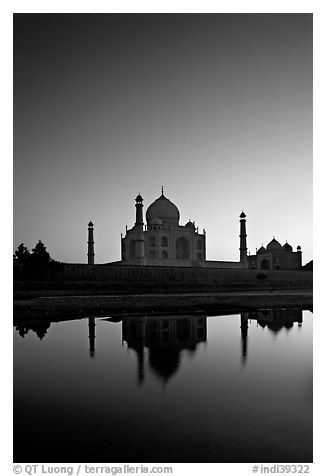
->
{"left": 13, "top": 290, "right": 313, "bottom": 325}
{"left": 13, "top": 241, "right": 63, "bottom": 279}
{"left": 13, "top": 242, "right": 313, "bottom": 298}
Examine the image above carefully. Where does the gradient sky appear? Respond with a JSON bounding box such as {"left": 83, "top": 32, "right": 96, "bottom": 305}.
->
{"left": 14, "top": 13, "right": 312, "bottom": 264}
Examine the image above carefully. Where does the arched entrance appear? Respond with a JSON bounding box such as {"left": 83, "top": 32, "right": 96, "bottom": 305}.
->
{"left": 176, "top": 237, "right": 190, "bottom": 260}
{"left": 260, "top": 259, "right": 270, "bottom": 270}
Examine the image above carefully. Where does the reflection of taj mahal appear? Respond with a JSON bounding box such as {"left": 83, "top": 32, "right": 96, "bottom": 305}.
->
{"left": 15, "top": 310, "right": 305, "bottom": 384}
{"left": 95, "top": 311, "right": 303, "bottom": 383}
{"left": 88, "top": 188, "right": 302, "bottom": 270}
{"left": 122, "top": 315, "right": 207, "bottom": 384}
{"left": 119, "top": 310, "right": 304, "bottom": 381}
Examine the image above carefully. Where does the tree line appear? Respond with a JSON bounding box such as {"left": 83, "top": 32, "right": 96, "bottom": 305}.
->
{"left": 13, "top": 241, "right": 63, "bottom": 279}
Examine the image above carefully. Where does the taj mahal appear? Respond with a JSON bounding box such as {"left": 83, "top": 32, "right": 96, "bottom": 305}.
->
{"left": 87, "top": 188, "right": 302, "bottom": 271}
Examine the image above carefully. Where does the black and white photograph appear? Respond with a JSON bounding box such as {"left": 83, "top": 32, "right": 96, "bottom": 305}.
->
{"left": 12, "top": 9, "right": 313, "bottom": 470}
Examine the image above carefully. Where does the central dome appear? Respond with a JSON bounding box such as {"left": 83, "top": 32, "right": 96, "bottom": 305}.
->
{"left": 266, "top": 238, "right": 282, "bottom": 251}
{"left": 146, "top": 192, "right": 180, "bottom": 225}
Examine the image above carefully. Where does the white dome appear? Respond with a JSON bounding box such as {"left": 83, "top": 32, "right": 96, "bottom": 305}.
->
{"left": 146, "top": 193, "right": 180, "bottom": 225}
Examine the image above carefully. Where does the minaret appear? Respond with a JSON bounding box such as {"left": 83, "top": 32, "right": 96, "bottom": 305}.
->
{"left": 134, "top": 194, "right": 145, "bottom": 263}
{"left": 135, "top": 193, "right": 144, "bottom": 226}
{"left": 87, "top": 221, "right": 95, "bottom": 265}
{"left": 296, "top": 245, "right": 302, "bottom": 268}
{"left": 239, "top": 211, "right": 248, "bottom": 269}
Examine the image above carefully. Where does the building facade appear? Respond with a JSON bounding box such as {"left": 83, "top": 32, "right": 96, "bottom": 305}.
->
{"left": 84, "top": 189, "right": 303, "bottom": 271}
{"left": 120, "top": 189, "right": 207, "bottom": 267}
{"left": 247, "top": 239, "right": 302, "bottom": 271}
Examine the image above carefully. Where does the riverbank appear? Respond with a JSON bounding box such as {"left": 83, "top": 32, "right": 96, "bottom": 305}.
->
{"left": 13, "top": 290, "right": 313, "bottom": 324}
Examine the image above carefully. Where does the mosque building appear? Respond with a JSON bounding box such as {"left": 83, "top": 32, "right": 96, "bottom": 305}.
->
{"left": 246, "top": 239, "right": 302, "bottom": 271}
{"left": 87, "top": 188, "right": 302, "bottom": 271}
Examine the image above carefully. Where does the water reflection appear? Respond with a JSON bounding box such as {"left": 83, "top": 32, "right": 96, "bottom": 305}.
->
{"left": 240, "top": 309, "right": 304, "bottom": 367}
{"left": 88, "top": 317, "right": 96, "bottom": 357}
{"left": 15, "top": 320, "right": 52, "bottom": 340}
{"left": 240, "top": 313, "right": 249, "bottom": 366}
{"left": 13, "top": 308, "right": 312, "bottom": 463}
{"left": 121, "top": 315, "right": 207, "bottom": 384}
{"left": 254, "top": 308, "right": 303, "bottom": 331}
{"left": 14, "top": 308, "right": 305, "bottom": 378}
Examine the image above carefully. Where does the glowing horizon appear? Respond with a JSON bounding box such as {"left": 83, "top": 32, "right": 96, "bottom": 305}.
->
{"left": 14, "top": 14, "right": 312, "bottom": 265}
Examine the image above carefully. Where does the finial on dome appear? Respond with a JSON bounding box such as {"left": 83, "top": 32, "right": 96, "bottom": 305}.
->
{"left": 161, "top": 185, "right": 164, "bottom": 196}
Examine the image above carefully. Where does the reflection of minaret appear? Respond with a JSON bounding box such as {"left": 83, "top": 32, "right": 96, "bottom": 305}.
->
{"left": 87, "top": 221, "right": 95, "bottom": 265}
{"left": 298, "top": 311, "right": 303, "bottom": 327}
{"left": 136, "top": 318, "right": 146, "bottom": 385}
{"left": 122, "top": 317, "right": 146, "bottom": 385}
{"left": 88, "top": 317, "right": 96, "bottom": 358}
{"left": 240, "top": 313, "right": 249, "bottom": 367}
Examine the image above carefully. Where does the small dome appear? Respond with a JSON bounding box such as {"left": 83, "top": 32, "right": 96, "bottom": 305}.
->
{"left": 240, "top": 211, "right": 246, "bottom": 218}
{"left": 149, "top": 217, "right": 163, "bottom": 226}
{"left": 185, "top": 221, "right": 195, "bottom": 229}
{"left": 257, "top": 245, "right": 266, "bottom": 254}
{"left": 135, "top": 194, "right": 143, "bottom": 202}
{"left": 283, "top": 242, "right": 293, "bottom": 251}
{"left": 88, "top": 221, "right": 94, "bottom": 227}
{"left": 146, "top": 192, "right": 180, "bottom": 225}
{"left": 266, "top": 238, "right": 282, "bottom": 251}
{"left": 297, "top": 245, "right": 301, "bottom": 251}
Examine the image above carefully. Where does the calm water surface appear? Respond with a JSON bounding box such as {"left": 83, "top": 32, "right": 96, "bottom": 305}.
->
{"left": 14, "top": 310, "right": 312, "bottom": 463}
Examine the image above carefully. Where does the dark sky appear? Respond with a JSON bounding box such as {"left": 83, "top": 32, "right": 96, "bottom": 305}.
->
{"left": 14, "top": 13, "right": 312, "bottom": 263}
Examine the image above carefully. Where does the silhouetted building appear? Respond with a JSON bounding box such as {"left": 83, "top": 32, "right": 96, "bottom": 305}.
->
{"left": 116, "top": 190, "right": 254, "bottom": 268}
{"left": 301, "top": 260, "right": 313, "bottom": 271}
{"left": 239, "top": 212, "right": 248, "bottom": 269}
{"left": 121, "top": 189, "right": 207, "bottom": 266}
{"left": 116, "top": 190, "right": 302, "bottom": 270}
{"left": 247, "top": 239, "right": 302, "bottom": 271}
{"left": 87, "top": 221, "right": 95, "bottom": 265}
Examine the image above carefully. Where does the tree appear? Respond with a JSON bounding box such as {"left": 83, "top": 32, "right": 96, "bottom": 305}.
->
{"left": 13, "top": 243, "right": 30, "bottom": 264}
{"left": 13, "top": 239, "right": 63, "bottom": 280}
{"left": 30, "top": 240, "right": 51, "bottom": 265}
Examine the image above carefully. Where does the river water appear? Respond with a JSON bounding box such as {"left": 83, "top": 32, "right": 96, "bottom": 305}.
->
{"left": 13, "top": 309, "right": 312, "bottom": 463}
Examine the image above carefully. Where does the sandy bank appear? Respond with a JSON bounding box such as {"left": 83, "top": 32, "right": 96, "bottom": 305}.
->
{"left": 13, "top": 290, "right": 313, "bottom": 324}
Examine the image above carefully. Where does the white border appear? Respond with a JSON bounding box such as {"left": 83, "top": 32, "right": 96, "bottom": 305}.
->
{"left": 3, "top": 2, "right": 324, "bottom": 474}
